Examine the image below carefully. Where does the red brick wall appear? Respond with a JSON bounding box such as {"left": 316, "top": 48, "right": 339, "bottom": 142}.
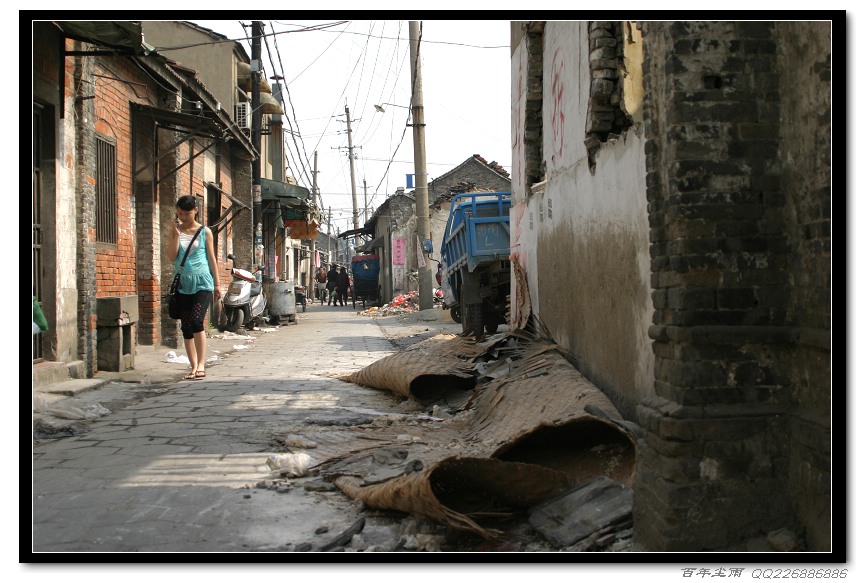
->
{"left": 93, "top": 58, "right": 159, "bottom": 298}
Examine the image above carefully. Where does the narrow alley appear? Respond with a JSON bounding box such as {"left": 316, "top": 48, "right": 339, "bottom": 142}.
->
{"left": 32, "top": 306, "right": 478, "bottom": 553}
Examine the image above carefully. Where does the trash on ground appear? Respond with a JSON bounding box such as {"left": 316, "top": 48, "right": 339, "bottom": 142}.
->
{"left": 326, "top": 332, "right": 638, "bottom": 541}
{"left": 528, "top": 475, "right": 633, "bottom": 548}
{"left": 162, "top": 351, "right": 190, "bottom": 364}
{"left": 333, "top": 457, "right": 573, "bottom": 540}
{"left": 317, "top": 517, "right": 366, "bottom": 551}
{"left": 213, "top": 331, "right": 248, "bottom": 340}
{"left": 358, "top": 291, "right": 421, "bottom": 317}
{"left": 33, "top": 394, "right": 111, "bottom": 421}
{"left": 233, "top": 344, "right": 250, "bottom": 350}
{"left": 265, "top": 452, "right": 312, "bottom": 478}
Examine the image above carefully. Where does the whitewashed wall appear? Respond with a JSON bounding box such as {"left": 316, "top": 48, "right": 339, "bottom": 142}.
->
{"left": 511, "top": 22, "right": 654, "bottom": 416}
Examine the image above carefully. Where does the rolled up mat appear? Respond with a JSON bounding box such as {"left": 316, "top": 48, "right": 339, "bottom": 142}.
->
{"left": 341, "top": 334, "right": 487, "bottom": 401}
{"left": 462, "top": 340, "right": 637, "bottom": 486}
{"left": 332, "top": 335, "right": 637, "bottom": 537}
{"left": 333, "top": 456, "right": 574, "bottom": 540}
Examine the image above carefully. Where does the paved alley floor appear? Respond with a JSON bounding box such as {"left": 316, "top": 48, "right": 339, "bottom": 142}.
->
{"left": 31, "top": 303, "right": 463, "bottom": 553}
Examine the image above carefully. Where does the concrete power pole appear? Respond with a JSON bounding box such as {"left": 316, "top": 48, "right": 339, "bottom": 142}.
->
{"left": 410, "top": 21, "right": 432, "bottom": 310}
{"left": 311, "top": 151, "right": 319, "bottom": 267}
{"left": 327, "top": 207, "right": 332, "bottom": 263}
{"left": 251, "top": 21, "right": 263, "bottom": 269}
{"left": 363, "top": 179, "right": 368, "bottom": 223}
{"left": 345, "top": 106, "right": 360, "bottom": 231}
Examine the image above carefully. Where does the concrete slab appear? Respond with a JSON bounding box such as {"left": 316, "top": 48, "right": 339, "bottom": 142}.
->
{"left": 35, "top": 378, "right": 107, "bottom": 397}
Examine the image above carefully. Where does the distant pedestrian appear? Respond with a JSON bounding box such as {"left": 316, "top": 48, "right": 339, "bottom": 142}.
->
{"left": 336, "top": 267, "right": 350, "bottom": 307}
{"left": 315, "top": 266, "right": 328, "bottom": 304}
{"left": 326, "top": 264, "right": 339, "bottom": 305}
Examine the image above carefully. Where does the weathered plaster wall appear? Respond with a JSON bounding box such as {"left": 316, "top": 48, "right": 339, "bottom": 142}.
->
{"left": 512, "top": 22, "right": 653, "bottom": 419}
{"left": 53, "top": 51, "right": 81, "bottom": 363}
{"left": 141, "top": 22, "right": 238, "bottom": 112}
{"left": 33, "top": 27, "right": 80, "bottom": 363}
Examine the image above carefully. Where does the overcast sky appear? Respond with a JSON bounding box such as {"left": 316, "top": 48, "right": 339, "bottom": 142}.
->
{"left": 184, "top": 20, "right": 512, "bottom": 234}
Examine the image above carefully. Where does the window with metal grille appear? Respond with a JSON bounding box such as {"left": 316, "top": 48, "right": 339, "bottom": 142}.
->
{"left": 96, "top": 137, "right": 117, "bottom": 244}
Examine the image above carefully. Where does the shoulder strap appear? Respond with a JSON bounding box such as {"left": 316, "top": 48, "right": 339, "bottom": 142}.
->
{"left": 178, "top": 227, "right": 204, "bottom": 270}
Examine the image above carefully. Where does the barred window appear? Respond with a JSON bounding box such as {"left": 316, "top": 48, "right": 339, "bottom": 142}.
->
{"left": 96, "top": 137, "right": 117, "bottom": 244}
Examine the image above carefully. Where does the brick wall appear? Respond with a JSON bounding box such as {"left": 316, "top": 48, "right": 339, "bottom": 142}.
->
{"left": 774, "top": 21, "right": 832, "bottom": 553}
{"left": 634, "top": 21, "right": 831, "bottom": 551}
{"left": 93, "top": 58, "right": 159, "bottom": 299}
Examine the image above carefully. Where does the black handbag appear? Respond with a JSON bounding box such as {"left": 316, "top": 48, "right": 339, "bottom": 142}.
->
{"left": 167, "top": 227, "right": 203, "bottom": 319}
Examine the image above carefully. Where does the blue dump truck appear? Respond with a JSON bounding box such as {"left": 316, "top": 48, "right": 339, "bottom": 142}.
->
{"left": 439, "top": 192, "right": 511, "bottom": 339}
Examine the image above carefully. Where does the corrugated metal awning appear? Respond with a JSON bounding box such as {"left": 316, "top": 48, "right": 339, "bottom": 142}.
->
{"left": 260, "top": 178, "right": 310, "bottom": 202}
{"left": 356, "top": 236, "right": 384, "bottom": 253}
{"left": 55, "top": 21, "right": 152, "bottom": 55}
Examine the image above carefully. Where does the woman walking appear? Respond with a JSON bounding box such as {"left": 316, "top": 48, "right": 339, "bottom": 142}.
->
{"left": 167, "top": 195, "right": 221, "bottom": 380}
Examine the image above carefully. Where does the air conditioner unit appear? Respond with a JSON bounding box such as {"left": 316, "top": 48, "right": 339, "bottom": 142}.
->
{"left": 235, "top": 102, "right": 251, "bottom": 130}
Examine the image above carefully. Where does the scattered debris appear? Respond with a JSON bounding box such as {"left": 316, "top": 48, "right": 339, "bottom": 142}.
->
{"left": 318, "top": 517, "right": 366, "bottom": 551}
{"left": 33, "top": 394, "right": 111, "bottom": 421}
{"left": 359, "top": 291, "right": 420, "bottom": 317}
{"left": 303, "top": 479, "right": 337, "bottom": 492}
{"left": 265, "top": 453, "right": 313, "bottom": 478}
{"left": 281, "top": 435, "right": 318, "bottom": 449}
{"left": 162, "top": 351, "right": 190, "bottom": 364}
{"left": 768, "top": 527, "right": 804, "bottom": 552}
{"left": 32, "top": 418, "right": 88, "bottom": 439}
{"left": 529, "top": 476, "right": 633, "bottom": 548}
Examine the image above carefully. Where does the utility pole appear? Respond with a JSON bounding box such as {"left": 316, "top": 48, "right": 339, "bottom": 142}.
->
{"left": 363, "top": 179, "right": 368, "bottom": 223}
{"left": 410, "top": 21, "right": 432, "bottom": 310}
{"left": 311, "top": 151, "right": 319, "bottom": 268}
{"left": 327, "top": 207, "right": 332, "bottom": 263}
{"left": 251, "top": 21, "right": 263, "bottom": 269}
{"left": 344, "top": 105, "right": 360, "bottom": 231}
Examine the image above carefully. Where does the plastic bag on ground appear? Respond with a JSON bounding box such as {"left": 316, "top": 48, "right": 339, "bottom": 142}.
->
{"left": 265, "top": 452, "right": 313, "bottom": 478}
{"left": 163, "top": 351, "right": 190, "bottom": 364}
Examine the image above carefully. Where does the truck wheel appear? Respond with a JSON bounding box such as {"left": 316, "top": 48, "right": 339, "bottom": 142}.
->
{"left": 467, "top": 304, "right": 484, "bottom": 339}
{"left": 225, "top": 308, "right": 243, "bottom": 332}
{"left": 450, "top": 305, "right": 461, "bottom": 323}
{"left": 459, "top": 294, "right": 470, "bottom": 335}
{"left": 462, "top": 298, "right": 483, "bottom": 339}
{"left": 483, "top": 310, "right": 500, "bottom": 334}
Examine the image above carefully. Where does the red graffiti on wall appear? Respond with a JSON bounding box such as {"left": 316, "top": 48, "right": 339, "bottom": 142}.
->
{"left": 551, "top": 47, "right": 566, "bottom": 160}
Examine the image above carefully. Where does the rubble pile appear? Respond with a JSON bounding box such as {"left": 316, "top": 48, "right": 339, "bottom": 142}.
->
{"left": 360, "top": 291, "right": 420, "bottom": 317}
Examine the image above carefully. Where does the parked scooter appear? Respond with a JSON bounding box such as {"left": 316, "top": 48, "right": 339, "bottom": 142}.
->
{"left": 222, "top": 254, "right": 267, "bottom": 332}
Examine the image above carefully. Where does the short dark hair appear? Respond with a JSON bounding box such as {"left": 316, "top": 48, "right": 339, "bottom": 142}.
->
{"left": 176, "top": 195, "right": 197, "bottom": 211}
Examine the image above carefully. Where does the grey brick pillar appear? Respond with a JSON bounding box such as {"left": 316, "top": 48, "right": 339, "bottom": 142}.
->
{"left": 635, "top": 21, "right": 802, "bottom": 551}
